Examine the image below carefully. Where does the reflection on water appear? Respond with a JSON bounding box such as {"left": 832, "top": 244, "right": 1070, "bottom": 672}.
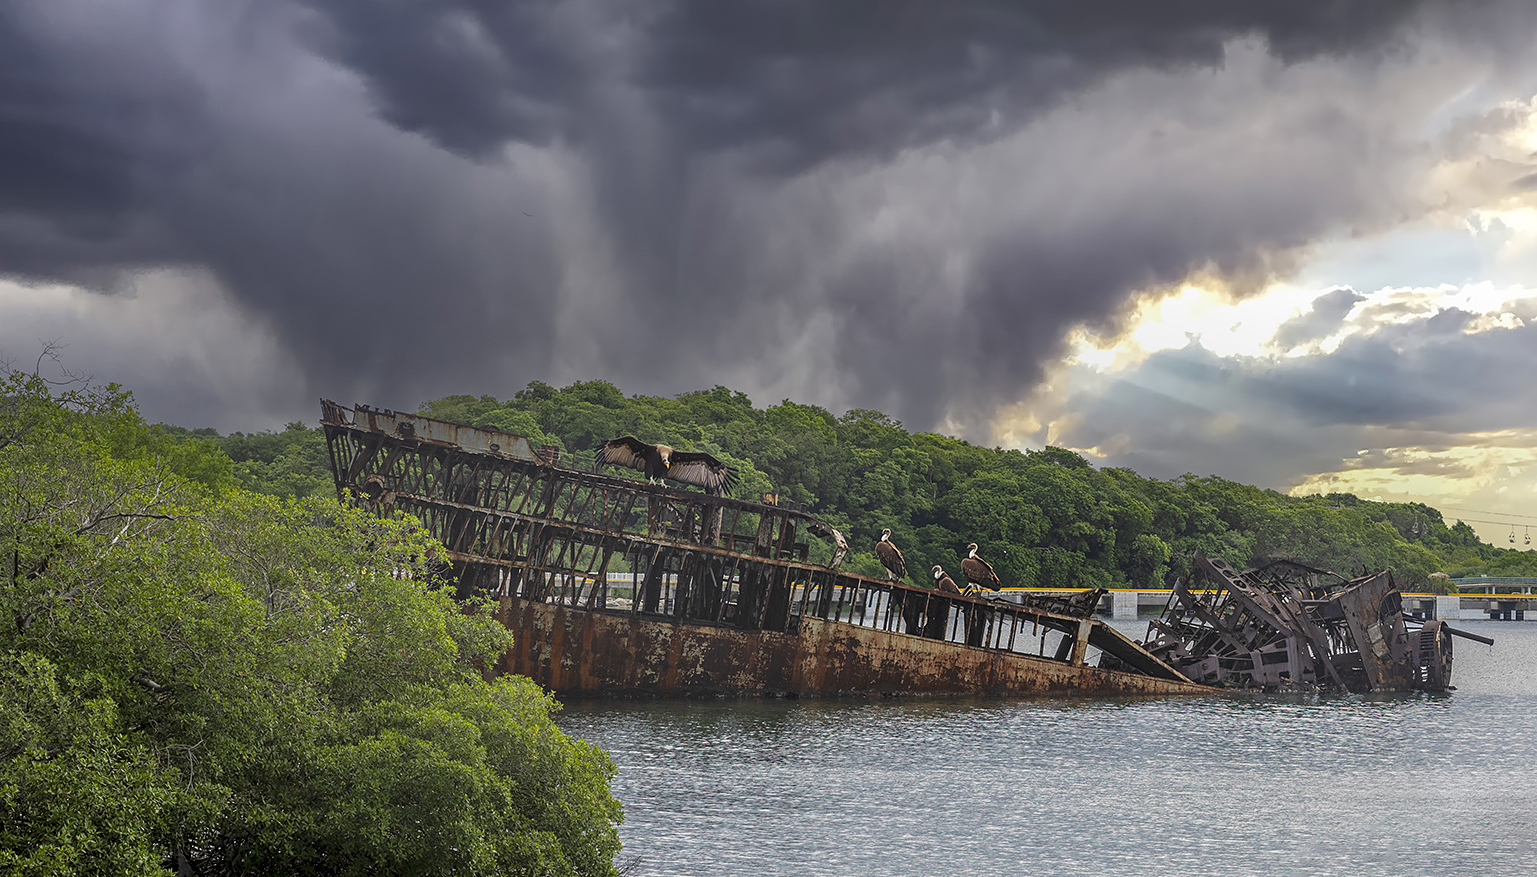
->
{"left": 556, "top": 621, "right": 1536, "bottom": 877}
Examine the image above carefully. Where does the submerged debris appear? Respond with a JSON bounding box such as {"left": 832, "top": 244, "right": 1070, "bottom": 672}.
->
{"left": 1142, "top": 552, "right": 1492, "bottom": 692}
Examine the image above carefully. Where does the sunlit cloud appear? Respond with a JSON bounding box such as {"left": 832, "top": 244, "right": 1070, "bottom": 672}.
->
{"left": 1290, "top": 431, "right": 1537, "bottom": 543}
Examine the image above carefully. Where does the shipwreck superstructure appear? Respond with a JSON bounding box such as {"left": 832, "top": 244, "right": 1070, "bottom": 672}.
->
{"left": 321, "top": 401, "right": 1215, "bottom": 697}
{"left": 1143, "top": 553, "right": 1490, "bottom": 692}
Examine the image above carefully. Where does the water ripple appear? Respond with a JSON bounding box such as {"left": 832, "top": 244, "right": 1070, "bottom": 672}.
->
{"left": 559, "top": 621, "right": 1536, "bottom": 877}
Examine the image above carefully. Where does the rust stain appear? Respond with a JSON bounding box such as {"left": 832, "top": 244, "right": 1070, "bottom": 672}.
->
{"left": 500, "top": 598, "right": 1215, "bottom": 697}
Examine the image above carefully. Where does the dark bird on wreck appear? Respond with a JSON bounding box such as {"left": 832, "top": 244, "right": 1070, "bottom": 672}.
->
{"left": 932, "top": 565, "right": 961, "bottom": 594}
{"left": 875, "top": 528, "right": 906, "bottom": 581}
{"left": 960, "top": 543, "right": 1001, "bottom": 591}
{"left": 594, "top": 435, "right": 738, "bottom": 494}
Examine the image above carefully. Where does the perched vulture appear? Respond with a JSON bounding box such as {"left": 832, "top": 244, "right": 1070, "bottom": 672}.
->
{"left": 960, "top": 543, "right": 1001, "bottom": 590}
{"left": 932, "top": 565, "right": 961, "bottom": 594}
{"left": 874, "top": 528, "right": 906, "bottom": 581}
{"left": 594, "top": 436, "right": 738, "bottom": 494}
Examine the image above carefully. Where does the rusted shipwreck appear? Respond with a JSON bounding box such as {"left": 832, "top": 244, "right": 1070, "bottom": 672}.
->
{"left": 321, "top": 401, "right": 1214, "bottom": 697}
{"left": 1143, "top": 553, "right": 1491, "bottom": 692}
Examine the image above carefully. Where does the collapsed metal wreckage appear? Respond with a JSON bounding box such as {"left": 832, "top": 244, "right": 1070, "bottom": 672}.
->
{"left": 320, "top": 400, "right": 1214, "bottom": 698}
{"left": 1142, "top": 553, "right": 1492, "bottom": 693}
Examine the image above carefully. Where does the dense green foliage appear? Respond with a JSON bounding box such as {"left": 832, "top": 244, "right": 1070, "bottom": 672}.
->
{"left": 1, "top": 372, "right": 622, "bottom": 876}
{"left": 157, "top": 421, "right": 331, "bottom": 500}
{"left": 158, "top": 378, "right": 1536, "bottom": 587}
{"left": 411, "top": 381, "right": 1537, "bottom": 589}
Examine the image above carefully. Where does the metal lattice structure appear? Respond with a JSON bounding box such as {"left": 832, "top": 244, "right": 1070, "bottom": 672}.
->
{"left": 321, "top": 400, "right": 1212, "bottom": 697}
{"left": 1142, "top": 552, "right": 1487, "bottom": 692}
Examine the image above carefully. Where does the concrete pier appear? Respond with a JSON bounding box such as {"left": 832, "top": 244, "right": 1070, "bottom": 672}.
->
{"left": 1003, "top": 587, "right": 1536, "bottom": 622}
{"left": 1112, "top": 590, "right": 1139, "bottom": 620}
{"left": 1435, "top": 595, "right": 1461, "bottom": 621}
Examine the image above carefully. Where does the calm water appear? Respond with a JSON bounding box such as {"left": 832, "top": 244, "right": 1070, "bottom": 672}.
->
{"left": 556, "top": 620, "right": 1537, "bottom": 877}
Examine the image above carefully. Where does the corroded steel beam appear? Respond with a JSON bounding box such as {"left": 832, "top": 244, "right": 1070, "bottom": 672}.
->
{"left": 1144, "top": 551, "right": 1466, "bottom": 692}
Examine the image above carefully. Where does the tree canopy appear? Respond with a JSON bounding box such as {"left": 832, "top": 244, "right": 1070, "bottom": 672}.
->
{"left": 405, "top": 381, "right": 1531, "bottom": 589}
{"left": 1, "top": 369, "right": 622, "bottom": 875}
{"left": 184, "top": 379, "right": 1537, "bottom": 589}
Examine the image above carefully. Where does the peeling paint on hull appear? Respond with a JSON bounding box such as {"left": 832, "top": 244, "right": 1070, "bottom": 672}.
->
{"left": 499, "top": 597, "right": 1220, "bottom": 698}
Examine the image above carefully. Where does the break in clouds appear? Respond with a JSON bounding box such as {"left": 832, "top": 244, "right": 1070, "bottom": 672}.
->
{"left": 3, "top": 0, "right": 1537, "bottom": 437}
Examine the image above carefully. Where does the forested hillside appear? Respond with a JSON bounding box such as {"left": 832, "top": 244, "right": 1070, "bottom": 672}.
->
{"left": 194, "top": 379, "right": 1537, "bottom": 591}
{"left": 2, "top": 371, "right": 622, "bottom": 875}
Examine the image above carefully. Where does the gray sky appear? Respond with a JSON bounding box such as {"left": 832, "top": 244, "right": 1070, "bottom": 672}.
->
{"left": 6, "top": 0, "right": 1537, "bottom": 541}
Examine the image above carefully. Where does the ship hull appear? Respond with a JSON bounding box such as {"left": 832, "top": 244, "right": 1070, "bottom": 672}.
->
{"left": 499, "top": 597, "right": 1219, "bottom": 697}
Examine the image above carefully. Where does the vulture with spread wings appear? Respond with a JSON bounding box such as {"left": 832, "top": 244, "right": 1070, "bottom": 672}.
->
{"left": 594, "top": 435, "right": 738, "bottom": 495}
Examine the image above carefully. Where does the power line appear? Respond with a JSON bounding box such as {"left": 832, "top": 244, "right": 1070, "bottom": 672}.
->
{"left": 1437, "top": 506, "right": 1537, "bottom": 522}
{"left": 1447, "top": 517, "right": 1534, "bottom": 529}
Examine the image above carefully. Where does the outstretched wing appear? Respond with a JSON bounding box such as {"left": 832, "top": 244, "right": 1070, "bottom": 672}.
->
{"left": 668, "top": 450, "right": 738, "bottom": 494}
{"left": 595, "top": 436, "right": 652, "bottom": 473}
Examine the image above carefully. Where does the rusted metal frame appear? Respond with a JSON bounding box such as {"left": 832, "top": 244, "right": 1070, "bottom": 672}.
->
{"left": 649, "top": 497, "right": 678, "bottom": 541}
{"left": 412, "top": 446, "right": 439, "bottom": 499}
{"left": 1085, "top": 625, "right": 1194, "bottom": 682}
{"left": 798, "top": 569, "right": 817, "bottom": 618}
{"left": 528, "top": 522, "right": 556, "bottom": 601}
{"left": 765, "top": 559, "right": 799, "bottom": 626}
{"left": 332, "top": 416, "right": 813, "bottom": 518}
{"left": 833, "top": 575, "right": 851, "bottom": 622}
{"left": 1270, "top": 591, "right": 1342, "bottom": 687}
{"left": 775, "top": 513, "right": 798, "bottom": 561}
{"left": 477, "top": 458, "right": 512, "bottom": 511}
{"left": 696, "top": 554, "right": 726, "bottom": 619}
{"left": 454, "top": 451, "right": 488, "bottom": 506}
{"left": 574, "top": 480, "right": 609, "bottom": 529}
{"left": 411, "top": 446, "right": 436, "bottom": 498}
{"left": 532, "top": 467, "right": 561, "bottom": 519}
{"left": 639, "top": 545, "right": 668, "bottom": 614}
{"left": 712, "top": 562, "right": 736, "bottom": 623}
{"left": 721, "top": 506, "right": 743, "bottom": 551}
{"left": 324, "top": 431, "right": 348, "bottom": 495}
{"left": 333, "top": 429, "right": 855, "bottom": 571}
{"left": 546, "top": 473, "right": 580, "bottom": 529}
{"left": 374, "top": 443, "right": 408, "bottom": 492}
{"left": 751, "top": 562, "right": 782, "bottom": 630}
{"left": 587, "top": 540, "right": 619, "bottom": 610}
{"left": 343, "top": 432, "right": 384, "bottom": 485}
{"left": 672, "top": 550, "right": 697, "bottom": 621}
{"left": 508, "top": 465, "right": 541, "bottom": 517}
{"left": 387, "top": 490, "right": 841, "bottom": 578}
{"left": 543, "top": 513, "right": 589, "bottom": 606}
{"left": 591, "top": 486, "right": 626, "bottom": 536}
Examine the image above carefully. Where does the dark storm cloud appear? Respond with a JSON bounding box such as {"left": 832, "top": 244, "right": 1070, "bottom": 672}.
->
{"left": 0, "top": 3, "right": 201, "bottom": 280}
{"left": 0, "top": 1, "right": 566, "bottom": 414}
{"left": 300, "top": 0, "right": 1436, "bottom": 166}
{"left": 2, "top": 0, "right": 1534, "bottom": 433}
{"left": 1252, "top": 316, "right": 1537, "bottom": 430}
